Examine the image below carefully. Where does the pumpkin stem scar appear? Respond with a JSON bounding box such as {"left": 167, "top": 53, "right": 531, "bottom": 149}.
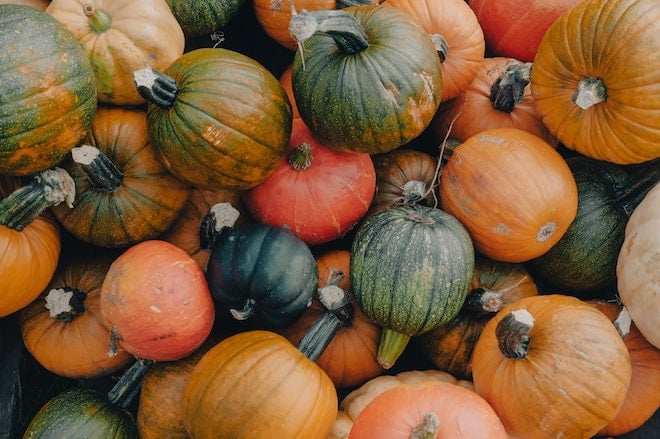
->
{"left": 199, "top": 202, "right": 241, "bottom": 249}
{"left": 411, "top": 412, "right": 440, "bottom": 439}
{"left": 572, "top": 76, "right": 607, "bottom": 110}
{"left": 496, "top": 309, "right": 534, "bottom": 359}
{"left": 536, "top": 221, "right": 556, "bottom": 242}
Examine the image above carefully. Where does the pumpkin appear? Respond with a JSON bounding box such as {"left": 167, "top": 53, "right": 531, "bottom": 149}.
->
{"left": 369, "top": 148, "right": 439, "bottom": 216}
{"left": 279, "top": 249, "right": 384, "bottom": 389}
{"left": 589, "top": 300, "right": 660, "bottom": 437}
{"left": 291, "top": 5, "right": 443, "bottom": 154}
{"left": 253, "top": 0, "right": 336, "bottom": 51}
{"left": 471, "top": 294, "right": 632, "bottom": 439}
{"left": 331, "top": 369, "right": 475, "bottom": 439}
{"left": 46, "top": 0, "right": 185, "bottom": 106}
{"left": 134, "top": 48, "right": 292, "bottom": 191}
{"left": 0, "top": 4, "right": 96, "bottom": 176}
{"left": 530, "top": 0, "right": 660, "bottom": 164}
{"left": 182, "top": 330, "right": 338, "bottom": 439}
{"left": 382, "top": 0, "right": 485, "bottom": 101}
{"left": 431, "top": 57, "right": 557, "bottom": 146}
{"left": 617, "top": 182, "right": 660, "bottom": 349}
{"left": 160, "top": 187, "right": 250, "bottom": 270}
{"left": 164, "top": 0, "right": 245, "bottom": 37}
{"left": 529, "top": 157, "right": 659, "bottom": 296}
{"left": 0, "top": 170, "right": 70, "bottom": 317}
{"left": 350, "top": 204, "right": 474, "bottom": 369}
{"left": 0, "top": 0, "right": 48, "bottom": 9}
{"left": 51, "top": 106, "right": 191, "bottom": 248}
{"left": 440, "top": 127, "right": 578, "bottom": 263}
{"left": 100, "top": 240, "right": 216, "bottom": 361}
{"left": 243, "top": 118, "right": 376, "bottom": 245}
{"left": 414, "top": 255, "right": 538, "bottom": 379}
{"left": 469, "top": 0, "right": 582, "bottom": 62}
{"left": 23, "top": 387, "right": 138, "bottom": 438}
{"left": 279, "top": 64, "right": 299, "bottom": 119}
{"left": 206, "top": 223, "right": 318, "bottom": 329}
{"left": 20, "top": 245, "right": 134, "bottom": 379}
{"left": 347, "top": 380, "right": 507, "bottom": 438}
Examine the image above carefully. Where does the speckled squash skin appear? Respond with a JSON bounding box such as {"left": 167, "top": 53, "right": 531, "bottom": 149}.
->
{"left": 165, "top": 0, "right": 246, "bottom": 37}
{"left": 0, "top": 5, "right": 96, "bottom": 176}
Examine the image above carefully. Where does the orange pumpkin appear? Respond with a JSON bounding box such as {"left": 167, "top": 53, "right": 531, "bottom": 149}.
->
{"left": 530, "top": 0, "right": 660, "bottom": 164}
{"left": 0, "top": 171, "right": 68, "bottom": 317}
{"left": 382, "top": 0, "right": 485, "bottom": 101}
{"left": 472, "top": 294, "right": 632, "bottom": 439}
{"left": 440, "top": 127, "right": 578, "bottom": 262}
{"left": 20, "top": 246, "right": 133, "bottom": 379}
{"left": 431, "top": 57, "right": 557, "bottom": 146}
{"left": 279, "top": 249, "right": 383, "bottom": 389}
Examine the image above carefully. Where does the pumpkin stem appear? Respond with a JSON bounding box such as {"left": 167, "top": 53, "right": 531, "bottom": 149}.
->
{"left": 489, "top": 60, "right": 532, "bottom": 113}
{"left": 83, "top": 4, "right": 111, "bottom": 33}
{"left": 297, "top": 282, "right": 354, "bottom": 361}
{"left": 290, "top": 9, "right": 369, "bottom": 55}
{"left": 613, "top": 306, "right": 632, "bottom": 340}
{"left": 377, "top": 328, "right": 411, "bottom": 369}
{"left": 71, "top": 145, "right": 124, "bottom": 192}
{"left": 464, "top": 288, "right": 503, "bottom": 314}
{"left": 107, "top": 357, "right": 155, "bottom": 409}
{"left": 229, "top": 298, "right": 257, "bottom": 321}
{"left": 429, "top": 34, "right": 449, "bottom": 63}
{"left": 401, "top": 180, "right": 428, "bottom": 206}
{"left": 288, "top": 143, "right": 314, "bottom": 170}
{"left": 0, "top": 167, "right": 75, "bottom": 231}
{"left": 199, "top": 202, "right": 241, "bottom": 250}
{"left": 44, "top": 288, "right": 87, "bottom": 323}
{"left": 411, "top": 412, "right": 440, "bottom": 439}
{"left": 134, "top": 67, "right": 179, "bottom": 109}
{"left": 572, "top": 76, "right": 607, "bottom": 110}
{"left": 496, "top": 308, "right": 534, "bottom": 359}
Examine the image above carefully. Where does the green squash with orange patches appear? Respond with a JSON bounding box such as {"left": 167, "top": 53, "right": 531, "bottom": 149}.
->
{"left": 0, "top": 5, "right": 97, "bottom": 176}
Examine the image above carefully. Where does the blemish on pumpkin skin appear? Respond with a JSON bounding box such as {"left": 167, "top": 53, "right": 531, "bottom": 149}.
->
{"left": 270, "top": 0, "right": 283, "bottom": 12}
{"left": 479, "top": 135, "right": 505, "bottom": 145}
{"left": 492, "top": 223, "right": 513, "bottom": 235}
{"left": 150, "top": 304, "right": 162, "bottom": 313}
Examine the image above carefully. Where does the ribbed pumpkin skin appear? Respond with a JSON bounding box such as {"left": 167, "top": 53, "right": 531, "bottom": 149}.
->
{"left": 182, "top": 330, "right": 338, "bottom": 439}
{"left": 350, "top": 205, "right": 474, "bottom": 336}
{"left": 206, "top": 223, "right": 318, "bottom": 329}
{"left": 165, "top": 0, "right": 245, "bottom": 37}
{"left": 23, "top": 387, "right": 138, "bottom": 439}
{"left": 146, "top": 48, "right": 292, "bottom": 191}
{"left": 0, "top": 5, "right": 96, "bottom": 176}
{"left": 292, "top": 5, "right": 443, "bottom": 154}
{"left": 51, "top": 107, "right": 191, "bottom": 248}
{"left": 530, "top": 0, "right": 660, "bottom": 164}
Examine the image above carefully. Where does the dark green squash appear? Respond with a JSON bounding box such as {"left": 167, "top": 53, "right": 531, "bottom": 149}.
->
{"left": 529, "top": 156, "right": 660, "bottom": 297}
{"left": 22, "top": 387, "right": 138, "bottom": 439}
{"left": 206, "top": 223, "right": 319, "bottom": 329}
{"left": 350, "top": 204, "right": 474, "bottom": 369}
{"left": 165, "top": 0, "right": 246, "bottom": 37}
{"left": 133, "top": 48, "right": 292, "bottom": 191}
{"left": 290, "top": 5, "right": 443, "bottom": 154}
{"left": 0, "top": 4, "right": 97, "bottom": 176}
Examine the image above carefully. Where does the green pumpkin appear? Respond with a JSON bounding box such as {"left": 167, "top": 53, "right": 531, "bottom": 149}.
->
{"left": 206, "top": 223, "right": 319, "bottom": 329}
{"left": 291, "top": 5, "right": 443, "bottom": 154}
{"left": 350, "top": 204, "right": 474, "bottom": 369}
{"left": 23, "top": 387, "right": 138, "bottom": 439}
{"left": 0, "top": 5, "right": 97, "bottom": 176}
{"left": 165, "top": 0, "right": 246, "bottom": 37}
{"left": 134, "top": 48, "right": 292, "bottom": 191}
{"left": 529, "top": 156, "right": 659, "bottom": 297}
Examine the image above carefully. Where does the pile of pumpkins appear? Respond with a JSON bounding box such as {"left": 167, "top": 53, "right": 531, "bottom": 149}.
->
{"left": 0, "top": 0, "right": 658, "bottom": 438}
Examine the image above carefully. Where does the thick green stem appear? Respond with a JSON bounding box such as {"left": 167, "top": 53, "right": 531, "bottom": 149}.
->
{"left": 71, "top": 145, "right": 123, "bottom": 192}
{"left": 83, "top": 4, "right": 111, "bottom": 33}
{"left": 107, "top": 358, "right": 155, "bottom": 409}
{"left": 377, "top": 329, "right": 411, "bottom": 369}
{"left": 288, "top": 143, "right": 313, "bottom": 171}
{"left": 44, "top": 288, "right": 87, "bottom": 323}
{"left": 496, "top": 309, "right": 534, "bottom": 359}
{"left": 573, "top": 76, "right": 607, "bottom": 110}
{"left": 133, "top": 67, "right": 178, "bottom": 109}
{"left": 0, "top": 167, "right": 75, "bottom": 231}
{"left": 490, "top": 61, "right": 532, "bottom": 113}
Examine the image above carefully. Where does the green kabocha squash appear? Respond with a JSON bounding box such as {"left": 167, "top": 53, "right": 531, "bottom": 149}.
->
{"left": 529, "top": 156, "right": 659, "bottom": 297}
{"left": 22, "top": 387, "right": 138, "bottom": 439}
{"left": 206, "top": 223, "right": 319, "bottom": 329}
{"left": 290, "top": 4, "right": 443, "bottom": 154}
{"left": 0, "top": 5, "right": 96, "bottom": 176}
{"left": 165, "top": 0, "right": 246, "bottom": 37}
{"left": 134, "top": 48, "right": 292, "bottom": 191}
{"left": 350, "top": 204, "right": 474, "bottom": 369}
